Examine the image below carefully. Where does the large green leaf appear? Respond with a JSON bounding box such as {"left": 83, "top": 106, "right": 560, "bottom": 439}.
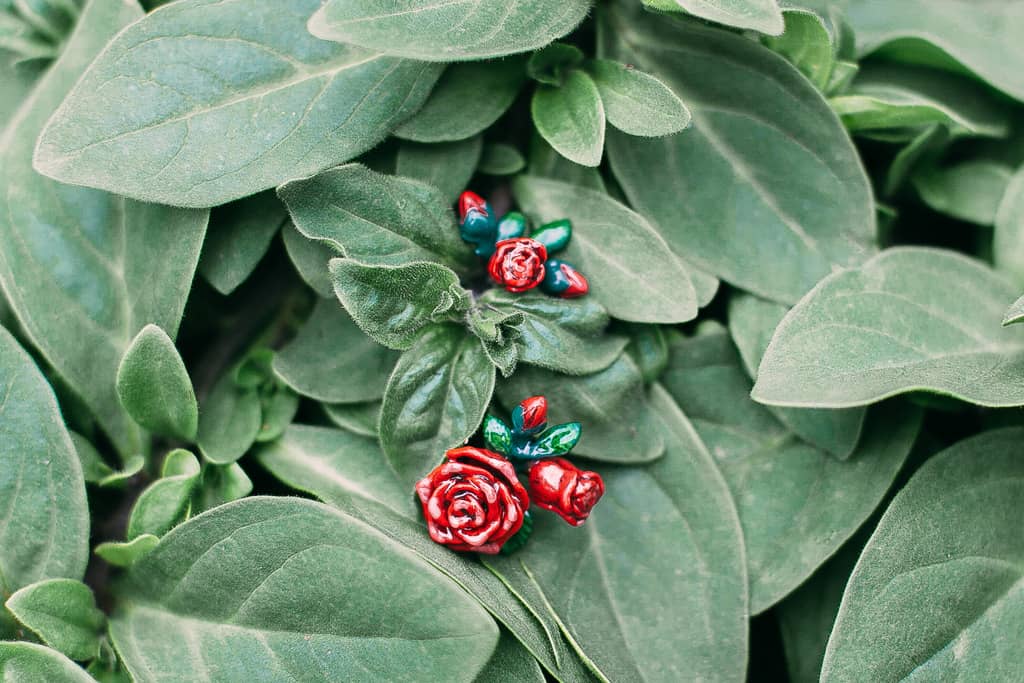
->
{"left": 279, "top": 163, "right": 478, "bottom": 275}
{"left": 0, "top": 642, "right": 94, "bottom": 682}
{"left": 0, "top": 0, "right": 207, "bottom": 458}
{"left": 34, "top": 0, "right": 442, "bottom": 207}
{"left": 475, "top": 631, "right": 545, "bottom": 683}
{"left": 995, "top": 163, "right": 1024, "bottom": 287}
{"left": 645, "top": 0, "right": 783, "bottom": 35}
{"left": 728, "top": 293, "right": 865, "bottom": 458}
{"left": 485, "top": 385, "right": 747, "bottom": 682}
{"left": 753, "top": 247, "right": 1024, "bottom": 408}
{"left": 380, "top": 325, "right": 495, "bottom": 489}
{"left": 255, "top": 425, "right": 596, "bottom": 683}
{"left": 0, "top": 326, "right": 88, "bottom": 594}
{"left": 601, "top": 0, "right": 875, "bottom": 305}
{"left": 308, "top": 0, "right": 591, "bottom": 62}
{"left": 821, "top": 428, "right": 1024, "bottom": 680}
{"left": 513, "top": 176, "right": 698, "bottom": 323}
{"left": 198, "top": 191, "right": 287, "bottom": 295}
{"left": 109, "top": 497, "right": 499, "bottom": 682}
{"left": 272, "top": 298, "right": 398, "bottom": 404}
{"left": 662, "top": 326, "right": 920, "bottom": 612}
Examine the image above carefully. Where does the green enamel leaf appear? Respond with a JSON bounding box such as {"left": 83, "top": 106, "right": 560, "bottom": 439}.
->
{"left": 644, "top": 0, "right": 784, "bottom": 35}
{"left": 273, "top": 298, "right": 398, "bottom": 404}
{"left": 116, "top": 324, "right": 198, "bottom": 441}
{"left": 279, "top": 163, "right": 478, "bottom": 275}
{"left": 94, "top": 535, "right": 160, "bottom": 569}
{"left": 329, "top": 258, "right": 469, "bottom": 351}
{"left": 309, "top": 0, "right": 591, "bottom": 62}
{"left": 197, "top": 372, "right": 262, "bottom": 466}
{"left": 995, "top": 163, "right": 1024, "bottom": 287}
{"left": 532, "top": 70, "right": 606, "bottom": 167}
{"left": 109, "top": 497, "right": 500, "bottom": 682}
{"left": 0, "top": 0, "right": 207, "bottom": 459}
{"left": 911, "top": 160, "right": 1013, "bottom": 226}
{"left": 588, "top": 59, "right": 691, "bottom": 137}
{"left": 5, "top": 579, "right": 105, "bottom": 661}
{"left": 514, "top": 176, "right": 699, "bottom": 323}
{"left": 483, "top": 415, "right": 513, "bottom": 456}
{"left": 531, "top": 422, "right": 581, "bottom": 457}
{"left": 34, "top": 0, "right": 441, "bottom": 207}
{"left": 380, "top": 325, "right": 495, "bottom": 489}
{"left": 126, "top": 449, "right": 201, "bottom": 539}
{"left": 198, "top": 191, "right": 287, "bottom": 295}
{"left": 753, "top": 247, "right": 1024, "bottom": 408}
{"left": 0, "top": 326, "right": 89, "bottom": 593}
{"left": 396, "top": 136, "right": 483, "bottom": 203}
{"left": 821, "top": 428, "right": 1024, "bottom": 681}
{"left": 601, "top": 0, "right": 875, "bottom": 305}
{"left": 0, "top": 642, "right": 95, "bottom": 682}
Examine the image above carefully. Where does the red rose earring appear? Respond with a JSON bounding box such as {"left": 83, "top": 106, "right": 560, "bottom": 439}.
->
{"left": 415, "top": 395, "right": 605, "bottom": 554}
{"left": 458, "top": 191, "right": 589, "bottom": 298}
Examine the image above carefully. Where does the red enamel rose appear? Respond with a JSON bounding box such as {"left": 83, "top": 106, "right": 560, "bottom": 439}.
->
{"left": 519, "top": 395, "right": 547, "bottom": 432}
{"left": 488, "top": 238, "right": 548, "bottom": 292}
{"left": 528, "top": 458, "right": 604, "bottom": 527}
{"left": 416, "top": 446, "right": 530, "bottom": 554}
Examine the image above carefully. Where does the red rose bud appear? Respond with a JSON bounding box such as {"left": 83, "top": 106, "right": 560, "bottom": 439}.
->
{"left": 416, "top": 446, "right": 530, "bottom": 554}
{"left": 528, "top": 458, "right": 604, "bottom": 527}
{"left": 458, "top": 190, "right": 489, "bottom": 223}
{"left": 488, "top": 238, "right": 548, "bottom": 293}
{"left": 558, "top": 262, "right": 589, "bottom": 298}
{"left": 516, "top": 395, "right": 547, "bottom": 433}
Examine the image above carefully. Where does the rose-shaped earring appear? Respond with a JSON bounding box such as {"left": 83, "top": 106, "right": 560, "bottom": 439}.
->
{"left": 528, "top": 458, "right": 604, "bottom": 526}
{"left": 488, "top": 237, "right": 548, "bottom": 293}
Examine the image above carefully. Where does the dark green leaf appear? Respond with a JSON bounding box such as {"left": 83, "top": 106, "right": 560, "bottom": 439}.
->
{"left": 588, "top": 59, "right": 691, "bottom": 137}
{"left": 282, "top": 221, "right": 336, "bottom": 298}
{"left": 323, "top": 400, "right": 381, "bottom": 437}
{"left": 5, "top": 578, "right": 105, "bottom": 661}
{"left": 479, "top": 143, "right": 526, "bottom": 176}
{"left": 116, "top": 324, "right": 198, "bottom": 441}
{"left": 197, "top": 373, "right": 261, "bottom": 465}
{"left": 475, "top": 631, "right": 545, "bottom": 683}
{"left": 763, "top": 9, "right": 834, "bottom": 90}
{"left": 532, "top": 70, "right": 605, "bottom": 167}
{"left": 911, "top": 160, "right": 1012, "bottom": 226}
{"left": 254, "top": 386, "right": 299, "bottom": 443}
{"left": 126, "top": 449, "right": 201, "bottom": 539}
{"left": 396, "top": 136, "right": 483, "bottom": 203}
{"left": 527, "top": 43, "right": 584, "bottom": 86}
{"left": 198, "top": 191, "right": 287, "bottom": 295}
{"left": 531, "top": 422, "right": 581, "bottom": 456}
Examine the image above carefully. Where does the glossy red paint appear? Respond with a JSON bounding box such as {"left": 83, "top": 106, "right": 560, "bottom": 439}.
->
{"left": 527, "top": 458, "right": 604, "bottom": 527}
{"left": 488, "top": 237, "right": 548, "bottom": 292}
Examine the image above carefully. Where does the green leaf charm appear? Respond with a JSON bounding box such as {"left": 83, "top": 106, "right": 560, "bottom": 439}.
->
{"left": 116, "top": 325, "right": 198, "bottom": 442}
{"left": 483, "top": 415, "right": 513, "bottom": 456}
{"left": 531, "top": 422, "right": 582, "bottom": 458}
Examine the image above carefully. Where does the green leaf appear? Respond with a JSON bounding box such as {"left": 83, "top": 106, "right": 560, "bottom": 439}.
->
{"left": 995, "top": 163, "right": 1024, "bottom": 287}
{"left": 753, "top": 247, "right": 1024, "bottom": 408}
{"left": 255, "top": 425, "right": 595, "bottom": 682}
{"left": 126, "top": 449, "right": 201, "bottom": 539}
{"left": 485, "top": 385, "right": 747, "bottom": 681}
{"left": 330, "top": 258, "right": 469, "bottom": 351}
{"left": 821, "top": 428, "right": 1024, "bottom": 681}
{"left": 645, "top": 0, "right": 783, "bottom": 35}
{"left": 532, "top": 70, "right": 606, "bottom": 167}
{"left": 395, "top": 58, "right": 527, "bottom": 143}
{"left": 482, "top": 414, "right": 513, "bottom": 455}
{"left": 1003, "top": 294, "right": 1024, "bottom": 327}
{"left": 33, "top": 0, "right": 441, "bottom": 208}
{"left": 70, "top": 431, "right": 112, "bottom": 484}
{"left": 282, "top": 221, "right": 336, "bottom": 298}
{"left": 0, "top": 642, "right": 95, "bottom": 682}
{"left": 662, "top": 326, "right": 921, "bottom": 612}
{"left": 273, "top": 298, "right": 398, "bottom": 403}
{"left": 883, "top": 123, "right": 950, "bottom": 197}
{"left": 531, "top": 422, "right": 582, "bottom": 457}
{"left": 380, "top": 325, "right": 495, "bottom": 488}
{"left": 396, "top": 136, "right": 483, "bottom": 203}
{"left": 623, "top": 324, "right": 669, "bottom": 383}
{"left": 527, "top": 43, "right": 585, "bottom": 86}
{"left": 279, "top": 163, "right": 478, "bottom": 275}
{"left": 192, "top": 463, "right": 253, "bottom": 514}
{"left": 587, "top": 59, "right": 691, "bottom": 137}
{"left": 514, "top": 176, "right": 699, "bottom": 323}
{"left": 5, "top": 579, "right": 105, "bottom": 661}
{"left": 601, "top": 1, "right": 875, "bottom": 305}
{"left": 323, "top": 400, "right": 381, "bottom": 437}
{"left": 109, "top": 497, "right": 499, "bottom": 682}
{"left": 839, "top": 0, "right": 1024, "bottom": 102}
{"left": 0, "top": 326, "right": 88, "bottom": 592}
{"left": 479, "top": 143, "right": 526, "bottom": 176}
{"left": 198, "top": 191, "right": 287, "bottom": 295}
{"left": 197, "top": 372, "right": 262, "bottom": 465}
{"left": 94, "top": 535, "right": 160, "bottom": 568}
{"left": 0, "top": 0, "right": 207, "bottom": 459}
{"left": 480, "top": 290, "right": 628, "bottom": 376}
{"left": 475, "top": 631, "right": 545, "bottom": 683}
{"left": 254, "top": 385, "right": 299, "bottom": 444}
{"left": 728, "top": 293, "right": 866, "bottom": 458}
{"left": 497, "top": 355, "right": 664, "bottom": 463}
{"left": 96, "top": 455, "right": 145, "bottom": 490}
{"left": 763, "top": 9, "right": 835, "bottom": 90}
{"left": 308, "top": 0, "right": 591, "bottom": 62}
{"left": 116, "top": 324, "right": 198, "bottom": 441}
{"left": 528, "top": 132, "right": 607, "bottom": 192}
{"left": 911, "top": 160, "right": 1013, "bottom": 226}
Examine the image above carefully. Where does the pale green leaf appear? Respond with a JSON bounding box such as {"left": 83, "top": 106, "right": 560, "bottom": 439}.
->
{"left": 645, "top": 0, "right": 783, "bottom": 34}
{"left": 198, "top": 191, "right": 287, "bottom": 295}
{"left": 763, "top": 9, "right": 834, "bottom": 90}
{"left": 912, "top": 160, "right": 1013, "bottom": 226}
{"left": 94, "top": 535, "right": 159, "bottom": 569}
{"left": 282, "top": 220, "right": 336, "bottom": 299}
{"left": 995, "top": 163, "right": 1024, "bottom": 287}
{"left": 588, "top": 59, "right": 691, "bottom": 137}
{"left": 192, "top": 462, "right": 253, "bottom": 515}
{"left": 126, "top": 449, "right": 201, "bottom": 539}
{"left": 1003, "top": 294, "right": 1024, "bottom": 327}
{"left": 531, "top": 70, "right": 605, "bottom": 167}
{"left": 34, "top": 0, "right": 442, "bottom": 207}
{"left": 5, "top": 579, "right": 104, "bottom": 661}
{"left": 197, "top": 372, "right": 261, "bottom": 465}
{"left": 396, "top": 136, "right": 483, "bottom": 203}
{"left": 0, "top": 642, "right": 94, "bottom": 682}
{"left": 116, "top": 324, "right": 198, "bottom": 441}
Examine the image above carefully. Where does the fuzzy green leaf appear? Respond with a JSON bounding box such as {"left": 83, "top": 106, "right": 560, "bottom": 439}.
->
{"left": 474, "top": 631, "right": 545, "bottom": 683}
{"left": 0, "top": 642, "right": 95, "bottom": 682}
{"left": 645, "top": 0, "right": 783, "bottom": 35}
{"left": 588, "top": 59, "right": 691, "bottom": 137}
{"left": 479, "top": 143, "right": 526, "bottom": 176}
{"left": 126, "top": 449, "right": 201, "bottom": 539}
{"left": 396, "top": 136, "right": 483, "bottom": 203}
{"left": 192, "top": 463, "right": 253, "bottom": 515}
{"left": 531, "top": 70, "right": 606, "bottom": 167}
{"left": 995, "top": 163, "right": 1024, "bottom": 287}
{"left": 912, "top": 160, "right": 1013, "bottom": 226}
{"left": 282, "top": 221, "right": 336, "bottom": 298}
{"left": 763, "top": 9, "right": 834, "bottom": 90}
{"left": 5, "top": 579, "right": 105, "bottom": 661}
{"left": 198, "top": 191, "right": 287, "bottom": 295}
{"left": 116, "top": 324, "right": 198, "bottom": 441}
{"left": 94, "top": 535, "right": 160, "bottom": 569}
{"left": 197, "top": 373, "right": 262, "bottom": 466}
{"left": 323, "top": 401, "right": 381, "bottom": 437}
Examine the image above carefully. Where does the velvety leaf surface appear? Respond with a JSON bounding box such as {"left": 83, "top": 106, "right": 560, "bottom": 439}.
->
{"left": 513, "top": 176, "right": 698, "bottom": 323}
{"left": 282, "top": 221, "right": 336, "bottom": 299}
{"left": 486, "top": 385, "right": 747, "bottom": 682}
{"left": 531, "top": 70, "right": 606, "bottom": 167}
{"left": 647, "top": 0, "right": 784, "bottom": 35}
{"left": 474, "top": 631, "right": 545, "bottom": 683}
{"left": 763, "top": 9, "right": 834, "bottom": 90}
{"left": 911, "top": 160, "right": 1012, "bottom": 226}
{"left": 0, "top": 642, "right": 94, "bottom": 682}
{"left": 497, "top": 355, "right": 664, "bottom": 464}
{"left": 753, "top": 247, "right": 1024, "bottom": 408}
{"left": 94, "top": 535, "right": 160, "bottom": 569}
{"left": 280, "top": 164, "right": 478, "bottom": 275}
{"left": 0, "top": 0, "right": 207, "bottom": 458}
{"left": 601, "top": 0, "right": 875, "bottom": 304}
{"left": 5, "top": 578, "right": 105, "bottom": 661}
{"left": 198, "top": 191, "right": 287, "bottom": 295}
{"left": 995, "top": 163, "right": 1024, "bottom": 287}
{"left": 396, "top": 136, "right": 483, "bottom": 203}
{"left": 587, "top": 59, "right": 690, "bottom": 137}
{"left": 1003, "top": 295, "right": 1024, "bottom": 327}
{"left": 273, "top": 298, "right": 398, "bottom": 404}
{"left": 34, "top": 0, "right": 442, "bottom": 207}
{"left": 323, "top": 401, "right": 381, "bottom": 438}
{"left": 196, "top": 372, "right": 261, "bottom": 466}
{"left": 309, "top": 0, "right": 591, "bottom": 62}
{"left": 662, "top": 326, "right": 920, "bottom": 612}
{"left": 821, "top": 428, "right": 1024, "bottom": 681}
{"left": 0, "top": 326, "right": 89, "bottom": 593}
{"left": 126, "top": 449, "right": 201, "bottom": 539}
{"left": 728, "top": 293, "right": 865, "bottom": 457}
{"left": 479, "top": 143, "right": 526, "bottom": 176}
{"left": 116, "top": 324, "right": 198, "bottom": 441}
{"left": 380, "top": 325, "right": 495, "bottom": 489}
{"left": 109, "top": 497, "right": 500, "bottom": 682}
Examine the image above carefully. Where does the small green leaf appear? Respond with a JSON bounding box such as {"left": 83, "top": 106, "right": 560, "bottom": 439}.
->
{"left": 70, "top": 431, "right": 113, "bottom": 484}
{"left": 0, "top": 642, "right": 95, "bottom": 682}
{"left": 192, "top": 463, "right": 253, "bottom": 514}
{"left": 529, "top": 219, "right": 572, "bottom": 253}
{"left": 380, "top": 325, "right": 496, "bottom": 488}
{"left": 126, "top": 449, "right": 201, "bottom": 539}
{"left": 588, "top": 59, "right": 691, "bottom": 137}
{"left": 94, "top": 535, "right": 160, "bottom": 568}
{"left": 763, "top": 9, "right": 835, "bottom": 90}
{"left": 396, "top": 136, "right": 483, "bottom": 203}
{"left": 531, "top": 422, "right": 581, "bottom": 457}
{"left": 197, "top": 372, "right": 262, "bottom": 465}
{"left": 995, "top": 163, "right": 1024, "bottom": 287}
{"left": 330, "top": 258, "right": 469, "bottom": 350}
{"left": 1003, "top": 294, "right": 1024, "bottom": 326}
{"left": 479, "top": 143, "right": 526, "bottom": 176}
{"left": 5, "top": 579, "right": 105, "bottom": 661}
{"left": 309, "top": 0, "right": 591, "bottom": 62}
{"left": 532, "top": 70, "right": 606, "bottom": 167}
{"left": 527, "top": 42, "right": 584, "bottom": 85}
{"left": 912, "top": 160, "right": 1013, "bottom": 226}
{"left": 116, "top": 324, "right": 198, "bottom": 441}
{"left": 198, "top": 191, "right": 287, "bottom": 295}
{"left": 624, "top": 323, "right": 669, "bottom": 383}
{"left": 483, "top": 415, "right": 513, "bottom": 455}
{"left": 323, "top": 401, "right": 381, "bottom": 437}
{"left": 282, "top": 221, "right": 336, "bottom": 298}
{"left": 97, "top": 455, "right": 145, "bottom": 489}
{"left": 254, "top": 386, "right": 299, "bottom": 444}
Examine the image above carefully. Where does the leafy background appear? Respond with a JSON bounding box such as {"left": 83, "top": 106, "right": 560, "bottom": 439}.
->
{"left": 0, "top": 0, "right": 1022, "bottom": 681}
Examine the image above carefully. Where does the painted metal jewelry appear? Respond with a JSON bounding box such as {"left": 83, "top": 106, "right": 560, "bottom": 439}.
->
{"left": 458, "top": 191, "right": 589, "bottom": 298}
